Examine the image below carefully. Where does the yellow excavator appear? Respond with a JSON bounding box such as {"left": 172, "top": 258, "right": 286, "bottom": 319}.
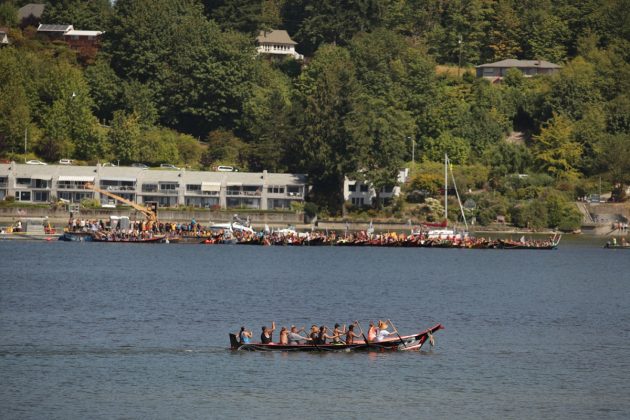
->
{"left": 84, "top": 182, "right": 157, "bottom": 228}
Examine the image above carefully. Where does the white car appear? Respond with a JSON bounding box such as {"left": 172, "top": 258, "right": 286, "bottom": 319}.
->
{"left": 26, "top": 160, "right": 47, "bottom": 165}
{"left": 132, "top": 163, "right": 149, "bottom": 169}
{"left": 102, "top": 162, "right": 117, "bottom": 167}
{"left": 160, "top": 164, "right": 180, "bottom": 170}
{"left": 59, "top": 159, "right": 74, "bottom": 165}
{"left": 217, "top": 165, "right": 238, "bottom": 172}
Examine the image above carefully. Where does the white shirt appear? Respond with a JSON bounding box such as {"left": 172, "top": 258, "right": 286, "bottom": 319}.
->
{"left": 376, "top": 329, "right": 394, "bottom": 342}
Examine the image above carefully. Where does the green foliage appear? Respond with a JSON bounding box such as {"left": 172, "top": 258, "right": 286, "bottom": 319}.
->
{"left": 108, "top": 111, "right": 140, "bottom": 163}
{"left": 0, "top": 3, "right": 18, "bottom": 27}
{"left": 201, "top": 130, "right": 248, "bottom": 169}
{"left": 532, "top": 114, "right": 582, "bottom": 177}
{"left": 43, "top": 0, "right": 113, "bottom": 29}
{"left": 422, "top": 132, "right": 471, "bottom": 165}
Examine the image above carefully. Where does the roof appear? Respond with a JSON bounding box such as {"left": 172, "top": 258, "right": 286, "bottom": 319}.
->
{"left": 18, "top": 4, "right": 45, "bottom": 21}
{"left": 256, "top": 30, "right": 297, "bottom": 45}
{"left": 37, "top": 24, "right": 73, "bottom": 33}
{"left": 63, "top": 30, "right": 103, "bottom": 37}
{"left": 476, "top": 59, "right": 561, "bottom": 69}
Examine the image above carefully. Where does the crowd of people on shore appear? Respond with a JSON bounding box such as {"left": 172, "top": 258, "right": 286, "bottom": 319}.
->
{"left": 238, "top": 320, "right": 400, "bottom": 346}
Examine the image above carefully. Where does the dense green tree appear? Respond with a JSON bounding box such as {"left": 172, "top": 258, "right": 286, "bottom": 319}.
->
{"left": 289, "top": 0, "right": 384, "bottom": 56}
{"left": 108, "top": 111, "right": 140, "bottom": 163}
{"left": 532, "top": 114, "right": 582, "bottom": 177}
{"left": 296, "top": 44, "right": 362, "bottom": 214}
{"left": 346, "top": 96, "right": 414, "bottom": 208}
{"left": 484, "top": 1, "right": 522, "bottom": 61}
{"left": 202, "top": 0, "right": 263, "bottom": 33}
{"left": 201, "top": 130, "right": 249, "bottom": 170}
{"left": 44, "top": 0, "right": 113, "bottom": 29}
{"left": 0, "top": 3, "right": 18, "bottom": 27}
{"left": 0, "top": 49, "right": 31, "bottom": 155}
{"left": 421, "top": 131, "right": 471, "bottom": 165}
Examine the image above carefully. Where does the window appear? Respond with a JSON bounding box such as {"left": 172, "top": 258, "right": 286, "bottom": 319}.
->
{"left": 159, "top": 183, "right": 178, "bottom": 191}
{"left": 351, "top": 197, "right": 364, "bottom": 206}
{"left": 348, "top": 184, "right": 356, "bottom": 192}
{"left": 33, "top": 179, "right": 50, "bottom": 189}
{"left": 267, "top": 186, "right": 285, "bottom": 194}
{"left": 380, "top": 186, "right": 394, "bottom": 193}
{"left": 16, "top": 178, "right": 31, "bottom": 186}
{"left": 287, "top": 186, "right": 302, "bottom": 197}
{"left": 186, "top": 184, "right": 201, "bottom": 192}
{"left": 360, "top": 184, "right": 369, "bottom": 192}
{"left": 142, "top": 183, "right": 158, "bottom": 192}
{"left": 33, "top": 191, "right": 49, "bottom": 202}
{"left": 15, "top": 191, "right": 31, "bottom": 201}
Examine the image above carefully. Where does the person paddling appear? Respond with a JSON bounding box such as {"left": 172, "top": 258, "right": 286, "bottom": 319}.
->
{"left": 239, "top": 326, "right": 252, "bottom": 344}
{"left": 367, "top": 321, "right": 377, "bottom": 342}
{"left": 376, "top": 320, "right": 396, "bottom": 342}
{"left": 260, "top": 321, "right": 276, "bottom": 344}
{"left": 345, "top": 323, "right": 362, "bottom": 344}
{"left": 288, "top": 326, "right": 310, "bottom": 344}
{"left": 279, "top": 326, "right": 289, "bottom": 345}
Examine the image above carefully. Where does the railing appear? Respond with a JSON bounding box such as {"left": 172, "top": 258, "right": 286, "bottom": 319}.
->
{"left": 226, "top": 190, "right": 261, "bottom": 197}
{"left": 57, "top": 184, "right": 90, "bottom": 190}
{"left": 102, "top": 185, "right": 136, "bottom": 192}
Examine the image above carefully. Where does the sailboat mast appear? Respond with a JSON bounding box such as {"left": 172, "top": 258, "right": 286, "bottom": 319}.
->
{"left": 444, "top": 153, "right": 448, "bottom": 224}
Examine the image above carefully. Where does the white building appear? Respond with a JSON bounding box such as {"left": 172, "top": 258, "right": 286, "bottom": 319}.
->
{"left": 0, "top": 163, "right": 308, "bottom": 211}
{"left": 344, "top": 169, "right": 409, "bottom": 207}
{"left": 256, "top": 30, "right": 303, "bottom": 60}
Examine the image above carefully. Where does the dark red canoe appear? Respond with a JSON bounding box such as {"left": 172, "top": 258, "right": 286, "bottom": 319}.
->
{"left": 229, "top": 323, "right": 443, "bottom": 352}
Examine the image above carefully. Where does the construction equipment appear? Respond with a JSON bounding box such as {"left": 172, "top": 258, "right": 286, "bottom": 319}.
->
{"left": 83, "top": 182, "right": 157, "bottom": 227}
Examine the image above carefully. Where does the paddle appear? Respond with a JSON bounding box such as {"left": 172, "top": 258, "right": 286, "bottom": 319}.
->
{"left": 355, "top": 321, "right": 371, "bottom": 348}
{"left": 387, "top": 319, "right": 407, "bottom": 348}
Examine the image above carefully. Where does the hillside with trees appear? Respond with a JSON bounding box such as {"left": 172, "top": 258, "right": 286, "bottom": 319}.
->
{"left": 0, "top": 0, "right": 629, "bottom": 230}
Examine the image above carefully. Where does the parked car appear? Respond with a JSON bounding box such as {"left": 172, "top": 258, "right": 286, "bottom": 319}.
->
{"left": 217, "top": 165, "right": 238, "bottom": 172}
{"left": 132, "top": 163, "right": 149, "bottom": 169}
{"left": 59, "top": 159, "right": 74, "bottom": 165}
{"left": 102, "top": 162, "right": 117, "bottom": 167}
{"left": 160, "top": 164, "right": 179, "bottom": 170}
{"left": 26, "top": 160, "right": 47, "bottom": 165}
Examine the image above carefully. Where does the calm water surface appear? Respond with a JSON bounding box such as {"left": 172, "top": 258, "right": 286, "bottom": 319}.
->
{"left": 1, "top": 239, "right": 629, "bottom": 419}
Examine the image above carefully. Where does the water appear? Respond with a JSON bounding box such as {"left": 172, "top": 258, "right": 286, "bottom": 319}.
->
{"left": 1, "top": 239, "right": 629, "bottom": 419}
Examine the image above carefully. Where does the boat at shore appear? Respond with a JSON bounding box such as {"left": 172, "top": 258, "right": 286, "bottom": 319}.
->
{"left": 229, "top": 323, "right": 443, "bottom": 352}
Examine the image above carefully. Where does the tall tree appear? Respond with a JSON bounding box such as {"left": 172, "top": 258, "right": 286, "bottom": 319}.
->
{"left": 296, "top": 44, "right": 362, "bottom": 214}
{"left": 108, "top": 111, "right": 140, "bottom": 163}
{"left": 532, "top": 113, "right": 582, "bottom": 177}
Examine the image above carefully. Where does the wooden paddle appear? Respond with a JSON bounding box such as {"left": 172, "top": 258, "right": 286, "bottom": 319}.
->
{"left": 355, "top": 321, "right": 371, "bottom": 347}
{"left": 387, "top": 319, "right": 407, "bottom": 348}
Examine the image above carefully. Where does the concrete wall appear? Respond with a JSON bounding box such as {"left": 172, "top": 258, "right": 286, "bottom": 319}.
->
{"left": 0, "top": 207, "right": 303, "bottom": 226}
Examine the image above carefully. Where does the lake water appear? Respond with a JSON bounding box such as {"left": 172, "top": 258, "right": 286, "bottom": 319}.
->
{"left": 1, "top": 239, "right": 629, "bottom": 419}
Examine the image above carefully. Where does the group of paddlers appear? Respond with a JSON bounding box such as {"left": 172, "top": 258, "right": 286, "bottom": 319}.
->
{"left": 238, "top": 320, "right": 403, "bottom": 346}
{"left": 214, "top": 230, "right": 559, "bottom": 249}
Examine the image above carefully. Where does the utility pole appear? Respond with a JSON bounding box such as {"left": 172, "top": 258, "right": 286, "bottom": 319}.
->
{"left": 24, "top": 127, "right": 27, "bottom": 154}
{"left": 408, "top": 136, "right": 415, "bottom": 164}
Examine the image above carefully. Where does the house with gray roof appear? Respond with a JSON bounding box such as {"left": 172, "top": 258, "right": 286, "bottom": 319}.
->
{"left": 256, "top": 29, "right": 303, "bottom": 60}
{"left": 18, "top": 3, "right": 45, "bottom": 28}
{"left": 476, "top": 59, "right": 561, "bottom": 80}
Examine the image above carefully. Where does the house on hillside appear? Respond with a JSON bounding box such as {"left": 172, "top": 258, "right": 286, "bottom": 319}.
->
{"left": 37, "top": 24, "right": 73, "bottom": 40}
{"left": 476, "top": 59, "right": 561, "bottom": 80}
{"left": 256, "top": 29, "right": 303, "bottom": 60}
{"left": 63, "top": 29, "right": 104, "bottom": 51}
{"left": 18, "top": 3, "right": 45, "bottom": 28}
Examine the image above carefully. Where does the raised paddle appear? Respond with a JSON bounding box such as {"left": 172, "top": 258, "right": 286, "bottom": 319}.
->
{"left": 387, "top": 319, "right": 407, "bottom": 348}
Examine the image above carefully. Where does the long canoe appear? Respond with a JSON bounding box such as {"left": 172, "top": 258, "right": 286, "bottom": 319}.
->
{"left": 229, "top": 323, "right": 443, "bottom": 352}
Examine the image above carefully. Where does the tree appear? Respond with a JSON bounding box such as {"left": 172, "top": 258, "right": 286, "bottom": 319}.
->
{"left": 108, "top": 111, "right": 140, "bottom": 163}
{"left": 43, "top": 0, "right": 113, "bottom": 29}
{"left": 484, "top": 1, "right": 522, "bottom": 61}
{"left": 0, "top": 49, "right": 30, "bottom": 155}
{"left": 201, "top": 130, "right": 248, "bottom": 169}
{"left": 532, "top": 113, "right": 582, "bottom": 177}
{"left": 296, "top": 44, "right": 362, "bottom": 214}
{"left": 0, "top": 3, "right": 18, "bottom": 27}
{"left": 421, "top": 131, "right": 471, "bottom": 165}
{"left": 346, "top": 96, "right": 414, "bottom": 208}
{"left": 598, "top": 133, "right": 630, "bottom": 200}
